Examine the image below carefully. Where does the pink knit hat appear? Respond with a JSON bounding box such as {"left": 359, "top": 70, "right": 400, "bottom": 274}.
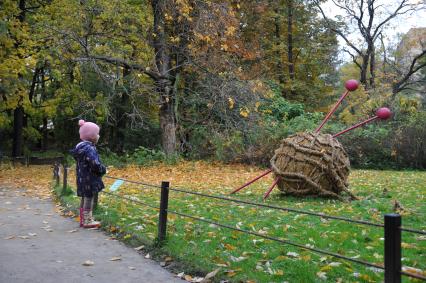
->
{"left": 78, "top": 120, "right": 100, "bottom": 141}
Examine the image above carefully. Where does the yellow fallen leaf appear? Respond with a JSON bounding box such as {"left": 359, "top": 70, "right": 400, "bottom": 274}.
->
{"left": 320, "top": 265, "right": 332, "bottom": 272}
{"left": 224, "top": 243, "right": 236, "bottom": 251}
{"left": 226, "top": 270, "right": 237, "bottom": 277}
{"left": 401, "top": 242, "right": 416, "bottom": 249}
{"left": 301, "top": 255, "right": 311, "bottom": 261}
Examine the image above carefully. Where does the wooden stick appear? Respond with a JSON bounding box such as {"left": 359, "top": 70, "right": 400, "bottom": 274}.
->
{"left": 263, "top": 176, "right": 280, "bottom": 200}
{"left": 230, "top": 169, "right": 272, "bottom": 194}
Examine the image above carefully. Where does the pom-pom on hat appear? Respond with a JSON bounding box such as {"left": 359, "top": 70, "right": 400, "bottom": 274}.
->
{"left": 78, "top": 119, "right": 100, "bottom": 141}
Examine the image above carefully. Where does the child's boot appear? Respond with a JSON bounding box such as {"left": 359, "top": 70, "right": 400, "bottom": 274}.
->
{"left": 79, "top": 207, "right": 84, "bottom": 227}
{"left": 83, "top": 209, "right": 101, "bottom": 228}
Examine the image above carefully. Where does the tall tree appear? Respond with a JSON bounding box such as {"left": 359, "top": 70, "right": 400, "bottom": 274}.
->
{"left": 0, "top": 0, "right": 41, "bottom": 156}
{"left": 315, "top": 0, "right": 425, "bottom": 90}
{"left": 42, "top": 0, "right": 245, "bottom": 155}
{"left": 238, "top": 0, "right": 339, "bottom": 104}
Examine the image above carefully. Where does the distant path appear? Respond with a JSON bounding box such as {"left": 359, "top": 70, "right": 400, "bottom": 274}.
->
{"left": 0, "top": 187, "right": 183, "bottom": 283}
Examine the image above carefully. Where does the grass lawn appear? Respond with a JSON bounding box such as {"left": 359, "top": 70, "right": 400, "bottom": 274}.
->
{"left": 58, "top": 162, "right": 425, "bottom": 282}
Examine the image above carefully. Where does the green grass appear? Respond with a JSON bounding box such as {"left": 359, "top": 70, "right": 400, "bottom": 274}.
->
{"left": 55, "top": 169, "right": 426, "bottom": 282}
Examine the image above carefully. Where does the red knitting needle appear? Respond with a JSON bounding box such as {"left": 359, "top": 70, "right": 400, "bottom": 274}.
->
{"left": 263, "top": 176, "right": 280, "bottom": 200}
{"left": 315, "top": 79, "right": 359, "bottom": 133}
{"left": 230, "top": 169, "right": 272, "bottom": 194}
{"left": 333, "top": 107, "right": 392, "bottom": 138}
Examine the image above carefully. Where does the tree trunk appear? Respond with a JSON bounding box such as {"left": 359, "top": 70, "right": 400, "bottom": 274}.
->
{"left": 287, "top": 0, "right": 295, "bottom": 81}
{"left": 114, "top": 66, "right": 131, "bottom": 152}
{"left": 42, "top": 117, "right": 48, "bottom": 150}
{"left": 273, "top": 8, "right": 284, "bottom": 86}
{"left": 12, "top": 106, "right": 24, "bottom": 157}
{"left": 151, "top": 0, "right": 177, "bottom": 156}
{"left": 360, "top": 54, "right": 369, "bottom": 88}
{"left": 159, "top": 81, "right": 176, "bottom": 156}
{"left": 12, "top": 0, "right": 26, "bottom": 157}
{"left": 369, "top": 46, "right": 375, "bottom": 88}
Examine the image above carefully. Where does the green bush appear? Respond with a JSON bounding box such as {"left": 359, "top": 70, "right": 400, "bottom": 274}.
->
{"left": 211, "top": 130, "right": 245, "bottom": 163}
{"left": 99, "top": 148, "right": 128, "bottom": 167}
{"left": 338, "top": 124, "right": 394, "bottom": 169}
{"left": 130, "top": 146, "right": 166, "bottom": 165}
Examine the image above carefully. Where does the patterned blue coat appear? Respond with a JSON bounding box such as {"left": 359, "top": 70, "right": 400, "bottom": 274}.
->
{"left": 70, "top": 141, "right": 106, "bottom": 197}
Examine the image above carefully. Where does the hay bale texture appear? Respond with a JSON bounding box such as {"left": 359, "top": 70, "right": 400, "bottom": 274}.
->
{"left": 270, "top": 132, "right": 357, "bottom": 200}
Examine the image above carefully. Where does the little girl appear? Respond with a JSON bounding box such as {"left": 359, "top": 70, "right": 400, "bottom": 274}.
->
{"left": 71, "top": 120, "right": 106, "bottom": 228}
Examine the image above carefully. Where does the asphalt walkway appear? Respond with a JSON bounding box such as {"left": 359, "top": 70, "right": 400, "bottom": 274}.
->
{"left": 0, "top": 187, "right": 183, "bottom": 283}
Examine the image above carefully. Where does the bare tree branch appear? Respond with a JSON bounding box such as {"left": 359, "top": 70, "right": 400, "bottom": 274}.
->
{"left": 372, "top": 0, "right": 417, "bottom": 40}
{"left": 343, "top": 47, "right": 362, "bottom": 70}
{"left": 314, "top": 1, "right": 363, "bottom": 55}
{"left": 73, "top": 56, "right": 162, "bottom": 80}
{"left": 393, "top": 49, "right": 426, "bottom": 95}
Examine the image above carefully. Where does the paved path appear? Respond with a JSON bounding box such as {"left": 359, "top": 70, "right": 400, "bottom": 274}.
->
{"left": 0, "top": 187, "right": 183, "bottom": 283}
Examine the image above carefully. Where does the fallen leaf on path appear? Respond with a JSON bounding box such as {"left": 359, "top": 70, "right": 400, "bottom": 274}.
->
{"left": 67, "top": 229, "right": 77, "bottom": 233}
{"left": 128, "top": 266, "right": 136, "bottom": 270}
{"left": 28, "top": 233, "right": 37, "bottom": 237}
{"left": 4, "top": 236, "right": 15, "bottom": 240}
{"left": 109, "top": 257, "right": 122, "bottom": 261}
{"left": 82, "top": 260, "right": 94, "bottom": 266}
{"left": 177, "top": 272, "right": 185, "bottom": 278}
{"left": 145, "top": 253, "right": 151, "bottom": 259}
{"left": 18, "top": 235, "right": 29, "bottom": 239}
{"left": 134, "top": 245, "right": 145, "bottom": 251}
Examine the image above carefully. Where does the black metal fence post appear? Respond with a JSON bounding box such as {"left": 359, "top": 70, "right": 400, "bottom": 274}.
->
{"left": 384, "top": 214, "right": 401, "bottom": 283}
{"left": 158, "top": 181, "right": 170, "bottom": 243}
{"left": 54, "top": 163, "right": 60, "bottom": 186}
{"left": 53, "top": 163, "right": 56, "bottom": 179}
{"left": 62, "top": 164, "right": 68, "bottom": 194}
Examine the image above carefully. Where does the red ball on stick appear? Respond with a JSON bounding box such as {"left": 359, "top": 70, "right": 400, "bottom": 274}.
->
{"left": 315, "top": 79, "right": 359, "bottom": 133}
{"left": 345, "top": 79, "right": 359, "bottom": 91}
{"left": 376, "top": 107, "right": 392, "bottom": 120}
